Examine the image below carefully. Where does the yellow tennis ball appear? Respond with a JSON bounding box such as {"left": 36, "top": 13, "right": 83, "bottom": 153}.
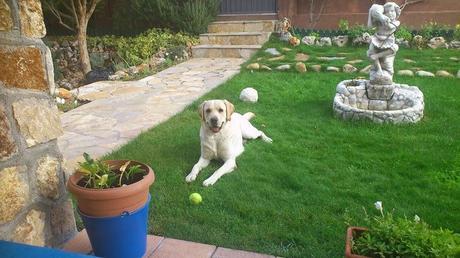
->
{"left": 189, "top": 193, "right": 202, "bottom": 205}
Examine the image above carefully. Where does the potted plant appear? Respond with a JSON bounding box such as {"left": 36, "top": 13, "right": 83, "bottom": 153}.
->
{"left": 67, "top": 153, "right": 155, "bottom": 258}
{"left": 345, "top": 201, "right": 460, "bottom": 258}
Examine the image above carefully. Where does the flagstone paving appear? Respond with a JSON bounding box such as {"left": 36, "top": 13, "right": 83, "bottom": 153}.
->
{"left": 58, "top": 58, "right": 244, "bottom": 174}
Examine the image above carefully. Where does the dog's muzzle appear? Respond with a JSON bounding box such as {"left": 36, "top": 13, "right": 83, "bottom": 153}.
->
{"left": 209, "top": 121, "right": 224, "bottom": 133}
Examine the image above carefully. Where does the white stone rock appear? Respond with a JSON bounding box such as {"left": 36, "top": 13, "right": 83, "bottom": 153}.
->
{"left": 276, "top": 64, "right": 290, "bottom": 70}
{"left": 327, "top": 66, "right": 340, "bottom": 72}
{"left": 316, "top": 37, "right": 332, "bottom": 46}
{"left": 450, "top": 40, "right": 460, "bottom": 49}
{"left": 347, "top": 59, "right": 363, "bottom": 64}
{"left": 332, "top": 35, "right": 349, "bottom": 47}
{"left": 396, "top": 38, "right": 410, "bottom": 48}
{"left": 240, "top": 88, "right": 258, "bottom": 103}
{"left": 280, "top": 32, "right": 292, "bottom": 42}
{"left": 397, "top": 70, "right": 414, "bottom": 76}
{"left": 310, "top": 65, "right": 321, "bottom": 72}
{"left": 416, "top": 71, "right": 435, "bottom": 77}
{"left": 317, "top": 56, "right": 346, "bottom": 61}
{"left": 403, "top": 59, "right": 416, "bottom": 63}
{"left": 301, "top": 36, "right": 316, "bottom": 45}
{"left": 352, "top": 32, "right": 371, "bottom": 45}
{"left": 260, "top": 65, "right": 272, "bottom": 71}
{"left": 265, "top": 48, "right": 281, "bottom": 56}
{"left": 343, "top": 64, "right": 357, "bottom": 73}
{"left": 436, "top": 70, "right": 454, "bottom": 77}
{"left": 428, "top": 37, "right": 448, "bottom": 49}
{"left": 246, "top": 63, "right": 260, "bottom": 70}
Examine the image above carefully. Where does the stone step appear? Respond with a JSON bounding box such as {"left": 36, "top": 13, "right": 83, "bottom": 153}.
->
{"left": 192, "top": 45, "right": 261, "bottom": 59}
{"left": 207, "top": 20, "right": 276, "bottom": 33}
{"left": 199, "top": 32, "right": 271, "bottom": 45}
{"left": 216, "top": 13, "right": 278, "bottom": 22}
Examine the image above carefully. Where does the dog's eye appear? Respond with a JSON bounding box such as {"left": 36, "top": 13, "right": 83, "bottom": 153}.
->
{"left": 206, "top": 109, "right": 211, "bottom": 113}
{"left": 218, "top": 108, "right": 224, "bottom": 113}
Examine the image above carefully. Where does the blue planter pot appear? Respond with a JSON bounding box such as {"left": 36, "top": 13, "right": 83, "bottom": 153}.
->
{"left": 78, "top": 195, "right": 150, "bottom": 258}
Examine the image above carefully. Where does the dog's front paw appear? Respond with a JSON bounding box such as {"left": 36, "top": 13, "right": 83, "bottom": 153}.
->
{"left": 185, "top": 172, "right": 197, "bottom": 183}
{"left": 261, "top": 133, "right": 273, "bottom": 143}
{"left": 203, "top": 177, "right": 216, "bottom": 187}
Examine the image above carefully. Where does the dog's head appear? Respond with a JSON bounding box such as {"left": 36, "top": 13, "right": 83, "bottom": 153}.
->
{"left": 199, "top": 100, "right": 234, "bottom": 133}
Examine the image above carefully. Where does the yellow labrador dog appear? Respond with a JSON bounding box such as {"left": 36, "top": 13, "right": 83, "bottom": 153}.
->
{"left": 186, "top": 99, "right": 272, "bottom": 187}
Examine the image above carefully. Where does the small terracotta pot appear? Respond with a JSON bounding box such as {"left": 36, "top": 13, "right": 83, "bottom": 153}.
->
{"left": 345, "top": 226, "right": 370, "bottom": 258}
{"left": 67, "top": 160, "right": 155, "bottom": 217}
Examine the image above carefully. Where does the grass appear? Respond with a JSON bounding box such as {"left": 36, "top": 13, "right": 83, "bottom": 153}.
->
{"left": 103, "top": 39, "right": 460, "bottom": 257}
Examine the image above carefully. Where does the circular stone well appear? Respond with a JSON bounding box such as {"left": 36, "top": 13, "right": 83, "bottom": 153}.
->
{"left": 333, "top": 79, "right": 424, "bottom": 124}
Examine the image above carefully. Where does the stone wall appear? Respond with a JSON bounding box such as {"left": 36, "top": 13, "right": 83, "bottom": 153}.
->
{"left": 0, "top": 0, "right": 76, "bottom": 247}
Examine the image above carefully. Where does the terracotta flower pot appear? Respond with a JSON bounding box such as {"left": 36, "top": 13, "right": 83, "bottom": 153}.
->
{"left": 345, "top": 226, "right": 370, "bottom": 258}
{"left": 67, "top": 160, "right": 155, "bottom": 217}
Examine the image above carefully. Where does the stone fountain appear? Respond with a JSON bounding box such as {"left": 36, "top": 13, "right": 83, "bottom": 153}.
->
{"left": 333, "top": 2, "right": 424, "bottom": 124}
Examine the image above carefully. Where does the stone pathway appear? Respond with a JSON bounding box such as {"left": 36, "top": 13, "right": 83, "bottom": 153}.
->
{"left": 58, "top": 58, "right": 244, "bottom": 173}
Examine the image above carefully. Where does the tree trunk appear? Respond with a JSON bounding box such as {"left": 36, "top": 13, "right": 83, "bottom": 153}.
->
{"left": 77, "top": 27, "right": 91, "bottom": 74}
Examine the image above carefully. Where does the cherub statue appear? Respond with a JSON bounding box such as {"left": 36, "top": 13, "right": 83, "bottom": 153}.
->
{"left": 367, "top": 2, "right": 401, "bottom": 84}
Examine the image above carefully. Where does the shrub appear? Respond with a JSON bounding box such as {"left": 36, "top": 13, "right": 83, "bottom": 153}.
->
{"left": 173, "top": 0, "right": 220, "bottom": 35}
{"left": 454, "top": 24, "right": 460, "bottom": 41}
{"left": 347, "top": 24, "right": 374, "bottom": 41}
{"left": 395, "top": 25, "right": 413, "bottom": 42}
{"left": 339, "top": 19, "right": 349, "bottom": 31}
{"left": 308, "top": 31, "right": 320, "bottom": 38}
{"left": 351, "top": 203, "right": 460, "bottom": 258}
{"left": 86, "top": 29, "right": 198, "bottom": 66}
{"left": 134, "top": 0, "right": 219, "bottom": 35}
{"left": 420, "top": 22, "right": 451, "bottom": 39}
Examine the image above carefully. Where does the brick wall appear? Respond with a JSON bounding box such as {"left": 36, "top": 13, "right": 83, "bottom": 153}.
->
{"left": 278, "top": 0, "right": 460, "bottom": 29}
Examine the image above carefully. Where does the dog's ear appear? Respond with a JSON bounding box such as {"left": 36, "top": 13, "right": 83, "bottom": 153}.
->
{"left": 224, "top": 100, "right": 234, "bottom": 121}
{"left": 198, "top": 101, "right": 206, "bottom": 121}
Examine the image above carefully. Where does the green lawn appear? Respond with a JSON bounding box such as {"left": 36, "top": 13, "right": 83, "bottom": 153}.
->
{"left": 104, "top": 40, "right": 460, "bottom": 257}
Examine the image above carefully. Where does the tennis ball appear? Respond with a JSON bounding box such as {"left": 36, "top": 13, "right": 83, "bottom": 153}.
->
{"left": 189, "top": 193, "right": 202, "bottom": 205}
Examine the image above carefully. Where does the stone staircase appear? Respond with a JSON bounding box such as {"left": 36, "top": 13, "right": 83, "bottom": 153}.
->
{"left": 192, "top": 20, "right": 276, "bottom": 59}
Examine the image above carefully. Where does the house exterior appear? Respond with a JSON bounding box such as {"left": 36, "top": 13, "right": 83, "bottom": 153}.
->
{"left": 218, "top": 0, "right": 460, "bottom": 29}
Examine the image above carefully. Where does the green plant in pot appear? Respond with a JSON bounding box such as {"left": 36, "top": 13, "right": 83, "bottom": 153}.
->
{"left": 67, "top": 153, "right": 155, "bottom": 258}
{"left": 345, "top": 201, "right": 460, "bottom": 258}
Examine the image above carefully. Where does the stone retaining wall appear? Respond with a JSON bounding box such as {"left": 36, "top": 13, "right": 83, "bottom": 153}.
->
{"left": 0, "top": 0, "right": 76, "bottom": 247}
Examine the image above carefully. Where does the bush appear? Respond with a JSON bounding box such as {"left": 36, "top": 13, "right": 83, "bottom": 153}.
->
{"left": 454, "top": 24, "right": 460, "bottom": 41}
{"left": 308, "top": 32, "right": 320, "bottom": 38}
{"left": 86, "top": 29, "right": 198, "bottom": 66}
{"left": 347, "top": 24, "right": 374, "bottom": 41}
{"left": 133, "top": 0, "right": 219, "bottom": 35}
{"left": 173, "top": 0, "right": 220, "bottom": 35}
{"left": 338, "top": 19, "right": 349, "bottom": 31}
{"left": 420, "top": 22, "right": 452, "bottom": 40}
{"left": 395, "top": 25, "right": 413, "bottom": 42}
{"left": 351, "top": 203, "right": 460, "bottom": 258}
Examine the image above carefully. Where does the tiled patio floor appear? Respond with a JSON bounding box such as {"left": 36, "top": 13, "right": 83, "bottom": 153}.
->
{"left": 63, "top": 230, "right": 279, "bottom": 258}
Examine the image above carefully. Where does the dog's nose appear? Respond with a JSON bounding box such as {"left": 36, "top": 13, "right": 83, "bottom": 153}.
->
{"left": 210, "top": 117, "right": 218, "bottom": 125}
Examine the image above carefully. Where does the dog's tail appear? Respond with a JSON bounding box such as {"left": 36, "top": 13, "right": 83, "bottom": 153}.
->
{"left": 242, "top": 112, "right": 255, "bottom": 121}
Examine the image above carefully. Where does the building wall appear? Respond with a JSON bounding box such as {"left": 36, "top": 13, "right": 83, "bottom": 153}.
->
{"left": 278, "top": 0, "right": 460, "bottom": 29}
{"left": 0, "top": 0, "right": 76, "bottom": 247}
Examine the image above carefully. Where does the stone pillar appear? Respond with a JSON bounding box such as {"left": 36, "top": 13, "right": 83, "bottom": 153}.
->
{"left": 0, "top": 0, "right": 76, "bottom": 247}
